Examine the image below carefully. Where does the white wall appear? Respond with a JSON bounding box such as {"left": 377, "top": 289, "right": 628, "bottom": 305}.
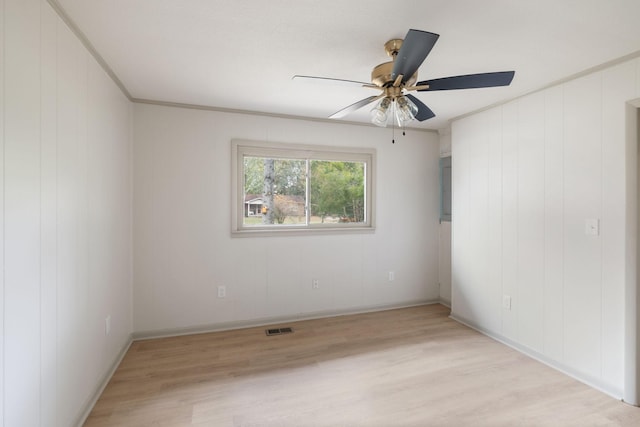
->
{"left": 439, "top": 128, "right": 452, "bottom": 158}
{"left": 0, "top": 0, "right": 133, "bottom": 425}
{"left": 133, "top": 103, "right": 440, "bottom": 334}
{"left": 451, "top": 58, "right": 640, "bottom": 398}
{"left": 439, "top": 222, "right": 452, "bottom": 305}
{"left": 635, "top": 108, "right": 640, "bottom": 402}
{"left": 438, "top": 129, "right": 452, "bottom": 305}
{"left": 627, "top": 106, "right": 640, "bottom": 404}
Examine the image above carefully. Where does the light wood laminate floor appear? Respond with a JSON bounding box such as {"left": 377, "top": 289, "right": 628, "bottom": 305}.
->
{"left": 85, "top": 304, "right": 640, "bottom": 426}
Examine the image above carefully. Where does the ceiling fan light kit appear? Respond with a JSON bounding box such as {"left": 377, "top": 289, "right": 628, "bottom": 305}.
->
{"left": 370, "top": 96, "right": 392, "bottom": 127}
{"left": 295, "top": 29, "right": 515, "bottom": 129}
{"left": 370, "top": 95, "right": 418, "bottom": 128}
{"left": 395, "top": 95, "right": 418, "bottom": 126}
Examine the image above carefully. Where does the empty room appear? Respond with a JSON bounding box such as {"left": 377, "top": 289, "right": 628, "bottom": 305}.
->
{"left": 3, "top": 0, "right": 640, "bottom": 426}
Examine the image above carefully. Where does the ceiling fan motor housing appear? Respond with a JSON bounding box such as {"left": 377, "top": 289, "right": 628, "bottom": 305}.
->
{"left": 371, "top": 61, "right": 417, "bottom": 89}
{"left": 372, "top": 38, "right": 418, "bottom": 88}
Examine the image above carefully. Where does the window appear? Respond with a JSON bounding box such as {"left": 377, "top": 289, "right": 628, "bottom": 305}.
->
{"left": 231, "top": 140, "right": 375, "bottom": 236}
{"left": 439, "top": 156, "right": 452, "bottom": 222}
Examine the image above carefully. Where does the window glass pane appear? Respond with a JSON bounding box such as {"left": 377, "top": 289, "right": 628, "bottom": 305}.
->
{"left": 243, "top": 156, "right": 306, "bottom": 226}
{"left": 233, "top": 140, "right": 375, "bottom": 235}
{"left": 309, "top": 160, "right": 365, "bottom": 224}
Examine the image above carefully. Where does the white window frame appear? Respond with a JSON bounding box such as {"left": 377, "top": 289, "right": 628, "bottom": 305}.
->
{"left": 231, "top": 139, "right": 376, "bottom": 237}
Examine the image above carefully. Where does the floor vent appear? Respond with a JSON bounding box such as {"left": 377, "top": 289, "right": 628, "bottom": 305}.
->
{"left": 265, "top": 327, "right": 294, "bottom": 336}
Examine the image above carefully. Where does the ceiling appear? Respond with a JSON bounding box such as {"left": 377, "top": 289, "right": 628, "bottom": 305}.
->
{"left": 55, "top": 0, "right": 640, "bottom": 130}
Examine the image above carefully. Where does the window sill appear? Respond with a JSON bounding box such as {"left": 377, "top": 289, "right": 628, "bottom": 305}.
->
{"left": 231, "top": 225, "right": 376, "bottom": 238}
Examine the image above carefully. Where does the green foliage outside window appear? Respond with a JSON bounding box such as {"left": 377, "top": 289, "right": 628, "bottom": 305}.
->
{"left": 243, "top": 156, "right": 365, "bottom": 226}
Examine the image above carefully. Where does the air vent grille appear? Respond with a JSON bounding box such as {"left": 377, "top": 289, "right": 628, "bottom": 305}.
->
{"left": 265, "top": 327, "right": 294, "bottom": 336}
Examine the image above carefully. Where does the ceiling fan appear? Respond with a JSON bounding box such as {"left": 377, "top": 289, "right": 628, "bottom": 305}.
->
{"left": 293, "top": 29, "right": 515, "bottom": 127}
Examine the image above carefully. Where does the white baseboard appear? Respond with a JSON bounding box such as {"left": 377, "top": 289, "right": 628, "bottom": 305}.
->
{"left": 74, "top": 335, "right": 134, "bottom": 427}
{"left": 133, "top": 299, "right": 441, "bottom": 340}
{"left": 449, "top": 312, "right": 624, "bottom": 402}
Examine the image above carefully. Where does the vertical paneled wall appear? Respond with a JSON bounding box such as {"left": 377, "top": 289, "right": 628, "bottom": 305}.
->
{"left": 133, "top": 104, "right": 441, "bottom": 335}
{"left": 451, "top": 58, "right": 640, "bottom": 398}
{"left": 5, "top": 1, "right": 41, "bottom": 425}
{"left": 0, "top": 0, "right": 5, "bottom": 422}
{"left": 438, "top": 130, "right": 452, "bottom": 305}
{"left": 1, "top": 1, "right": 133, "bottom": 425}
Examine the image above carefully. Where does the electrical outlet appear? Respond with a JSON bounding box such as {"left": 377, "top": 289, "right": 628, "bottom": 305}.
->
{"left": 388, "top": 271, "right": 395, "bottom": 282}
{"left": 585, "top": 218, "right": 600, "bottom": 236}
{"left": 105, "top": 315, "right": 111, "bottom": 336}
{"left": 217, "top": 286, "right": 226, "bottom": 298}
{"left": 312, "top": 279, "right": 320, "bottom": 290}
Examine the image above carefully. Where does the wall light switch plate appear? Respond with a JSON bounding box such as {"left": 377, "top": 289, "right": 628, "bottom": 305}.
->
{"left": 217, "top": 286, "right": 226, "bottom": 298}
{"left": 503, "top": 295, "right": 512, "bottom": 310}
